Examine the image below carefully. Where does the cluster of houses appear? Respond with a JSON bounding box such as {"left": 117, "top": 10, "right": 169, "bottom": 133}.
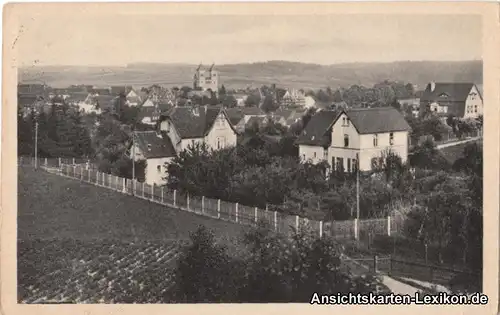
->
{"left": 18, "top": 65, "right": 484, "bottom": 186}
{"left": 130, "top": 104, "right": 412, "bottom": 185}
{"left": 398, "top": 82, "right": 483, "bottom": 119}
{"left": 17, "top": 83, "right": 157, "bottom": 117}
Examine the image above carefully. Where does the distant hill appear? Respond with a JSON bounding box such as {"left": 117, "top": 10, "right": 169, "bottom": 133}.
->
{"left": 19, "top": 60, "right": 482, "bottom": 90}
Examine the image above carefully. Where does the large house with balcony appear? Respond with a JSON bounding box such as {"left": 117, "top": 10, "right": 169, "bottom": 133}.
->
{"left": 296, "top": 107, "right": 411, "bottom": 172}
{"left": 419, "top": 82, "right": 483, "bottom": 119}
{"left": 130, "top": 105, "right": 238, "bottom": 185}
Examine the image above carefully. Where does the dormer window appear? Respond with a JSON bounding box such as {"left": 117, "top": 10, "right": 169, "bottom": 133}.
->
{"left": 373, "top": 134, "right": 378, "bottom": 147}
{"left": 389, "top": 133, "right": 394, "bottom": 145}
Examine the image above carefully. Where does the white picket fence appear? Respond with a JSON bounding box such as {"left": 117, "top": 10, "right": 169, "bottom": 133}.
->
{"left": 20, "top": 156, "right": 404, "bottom": 240}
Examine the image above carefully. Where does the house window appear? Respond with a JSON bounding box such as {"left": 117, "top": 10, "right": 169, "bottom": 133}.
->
{"left": 353, "top": 159, "right": 358, "bottom": 172}
{"left": 344, "top": 134, "right": 349, "bottom": 147}
{"left": 337, "top": 158, "right": 344, "bottom": 171}
{"left": 157, "top": 165, "right": 161, "bottom": 172}
{"left": 331, "top": 157, "right": 336, "bottom": 170}
{"left": 342, "top": 117, "right": 350, "bottom": 127}
{"left": 389, "top": 133, "right": 394, "bottom": 145}
{"left": 474, "top": 105, "right": 478, "bottom": 113}
{"left": 346, "top": 118, "right": 350, "bottom": 126}
{"left": 191, "top": 140, "right": 195, "bottom": 146}
{"left": 217, "top": 137, "right": 221, "bottom": 149}
{"left": 323, "top": 149, "right": 328, "bottom": 160}
{"left": 371, "top": 157, "right": 379, "bottom": 170}
{"left": 303, "top": 154, "right": 306, "bottom": 160}
{"left": 373, "top": 134, "right": 378, "bottom": 147}
{"left": 342, "top": 117, "right": 346, "bottom": 125}
{"left": 347, "top": 158, "right": 351, "bottom": 173}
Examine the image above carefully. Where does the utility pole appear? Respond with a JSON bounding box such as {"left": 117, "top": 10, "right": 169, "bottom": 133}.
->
{"left": 34, "top": 120, "right": 39, "bottom": 169}
{"left": 356, "top": 153, "right": 360, "bottom": 219}
{"left": 132, "top": 130, "right": 136, "bottom": 195}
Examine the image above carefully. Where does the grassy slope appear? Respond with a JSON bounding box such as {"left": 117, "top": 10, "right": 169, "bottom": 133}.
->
{"left": 18, "top": 167, "right": 247, "bottom": 243}
{"left": 17, "top": 167, "right": 249, "bottom": 303}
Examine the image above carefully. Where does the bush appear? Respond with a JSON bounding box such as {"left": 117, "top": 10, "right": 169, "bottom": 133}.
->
{"left": 171, "top": 224, "right": 385, "bottom": 303}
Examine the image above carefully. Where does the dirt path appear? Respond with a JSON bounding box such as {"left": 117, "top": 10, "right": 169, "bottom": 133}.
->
{"left": 436, "top": 137, "right": 481, "bottom": 149}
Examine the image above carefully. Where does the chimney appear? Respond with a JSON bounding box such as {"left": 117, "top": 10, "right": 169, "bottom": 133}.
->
{"left": 430, "top": 81, "right": 436, "bottom": 92}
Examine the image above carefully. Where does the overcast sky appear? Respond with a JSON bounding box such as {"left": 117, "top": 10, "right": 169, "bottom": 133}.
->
{"left": 16, "top": 14, "right": 482, "bottom": 67}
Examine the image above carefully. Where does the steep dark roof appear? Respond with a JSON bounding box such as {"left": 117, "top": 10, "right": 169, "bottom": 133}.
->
{"left": 134, "top": 131, "right": 176, "bottom": 159}
{"left": 157, "top": 102, "right": 173, "bottom": 113}
{"left": 344, "top": 107, "right": 411, "bottom": 134}
{"left": 295, "top": 110, "right": 339, "bottom": 146}
{"left": 161, "top": 106, "right": 234, "bottom": 139}
{"left": 420, "top": 83, "right": 474, "bottom": 103}
{"left": 274, "top": 109, "right": 293, "bottom": 120}
{"left": 246, "top": 116, "right": 267, "bottom": 127}
{"left": 241, "top": 107, "right": 266, "bottom": 116}
{"left": 225, "top": 108, "right": 245, "bottom": 125}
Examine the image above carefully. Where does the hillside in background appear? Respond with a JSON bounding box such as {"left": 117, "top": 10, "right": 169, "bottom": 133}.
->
{"left": 19, "top": 60, "right": 482, "bottom": 90}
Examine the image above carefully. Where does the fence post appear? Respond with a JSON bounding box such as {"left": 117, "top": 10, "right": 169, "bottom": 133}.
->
{"left": 373, "top": 255, "right": 378, "bottom": 273}
{"left": 235, "top": 203, "right": 239, "bottom": 223}
{"left": 274, "top": 211, "right": 278, "bottom": 232}
{"left": 217, "top": 199, "right": 221, "bottom": 219}
{"left": 151, "top": 184, "right": 154, "bottom": 201}
{"left": 20, "top": 156, "right": 23, "bottom": 166}
{"left": 122, "top": 178, "right": 126, "bottom": 193}
{"left": 73, "top": 165, "right": 76, "bottom": 178}
{"left": 202, "top": 196, "right": 205, "bottom": 213}
{"left": 72, "top": 158, "right": 75, "bottom": 165}
{"left": 103, "top": 172, "right": 105, "bottom": 187}
{"left": 80, "top": 166, "right": 84, "bottom": 180}
{"left": 354, "top": 218, "right": 359, "bottom": 240}
{"left": 173, "top": 190, "right": 177, "bottom": 207}
{"left": 320, "top": 220, "right": 323, "bottom": 238}
{"left": 254, "top": 207, "right": 258, "bottom": 224}
{"left": 44, "top": 158, "right": 48, "bottom": 167}
{"left": 389, "top": 255, "right": 393, "bottom": 274}
{"left": 295, "top": 215, "right": 299, "bottom": 231}
{"left": 88, "top": 169, "right": 90, "bottom": 182}
{"left": 58, "top": 157, "right": 61, "bottom": 168}
{"left": 387, "top": 216, "right": 391, "bottom": 236}
{"left": 187, "top": 194, "right": 190, "bottom": 211}
{"left": 161, "top": 187, "right": 164, "bottom": 204}
{"left": 96, "top": 171, "right": 99, "bottom": 185}
{"left": 142, "top": 182, "right": 145, "bottom": 198}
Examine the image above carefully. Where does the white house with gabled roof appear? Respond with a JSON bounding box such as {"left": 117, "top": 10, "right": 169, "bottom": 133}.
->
{"left": 296, "top": 107, "right": 411, "bottom": 172}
